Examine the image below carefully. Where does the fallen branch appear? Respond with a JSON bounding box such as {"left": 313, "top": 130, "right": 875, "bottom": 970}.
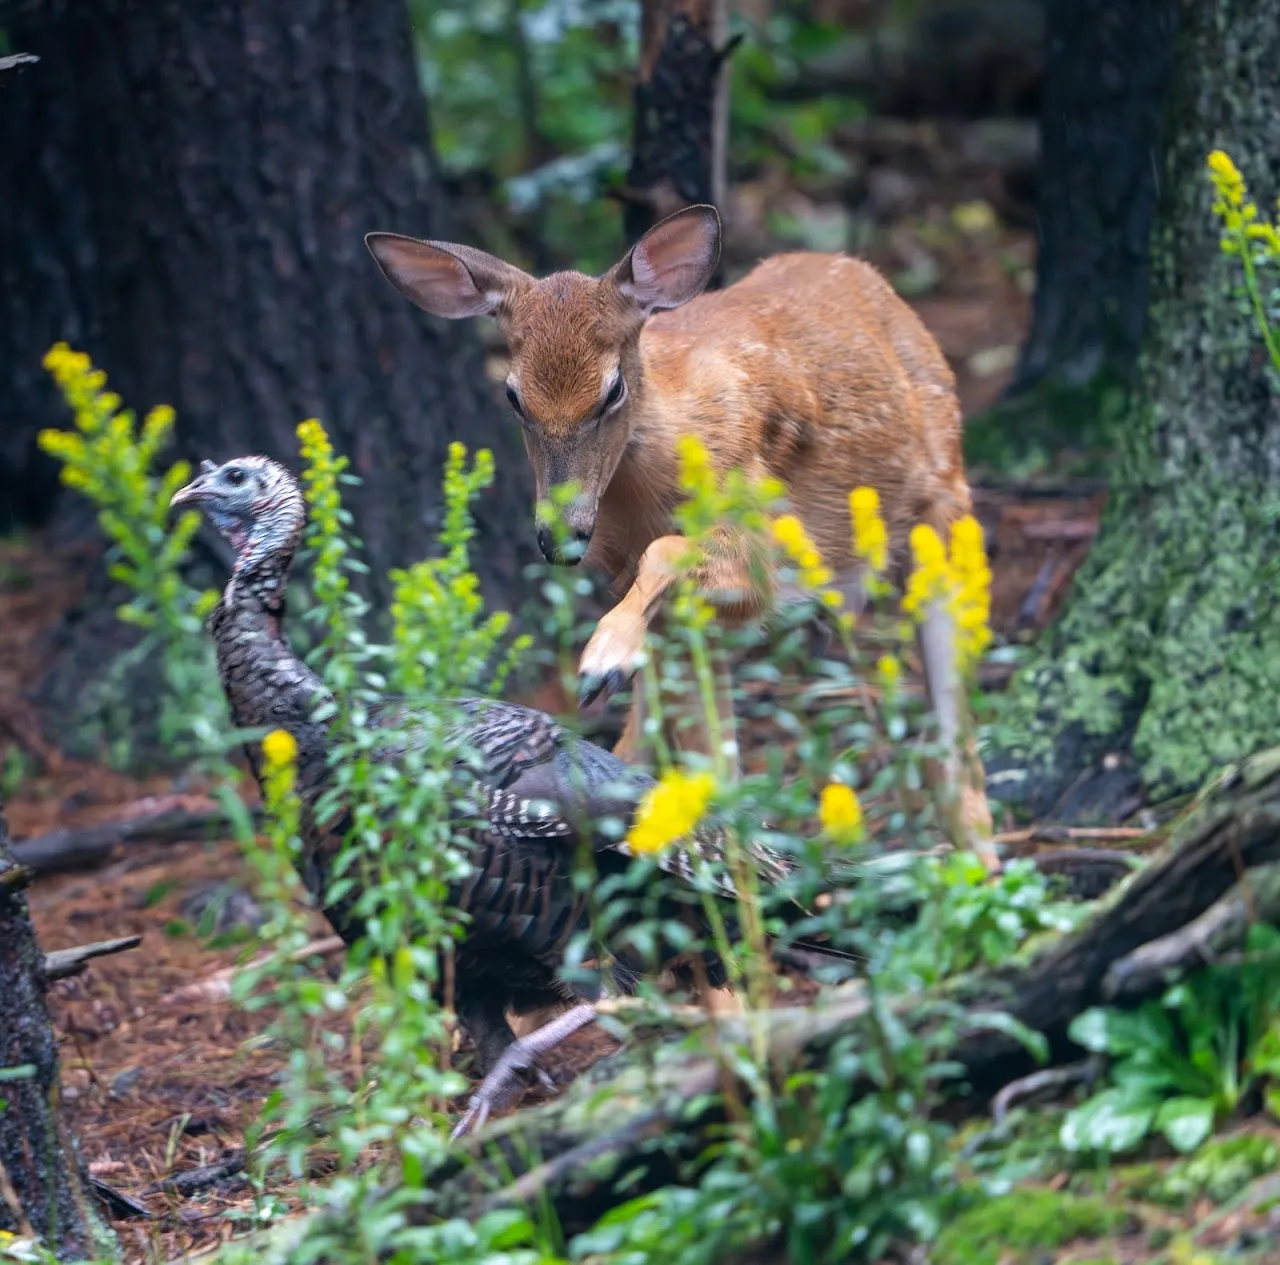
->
{"left": 43, "top": 936, "right": 143, "bottom": 982}
{"left": 138, "top": 1152, "right": 246, "bottom": 1199}
{"left": 10, "top": 796, "right": 260, "bottom": 876}
{"left": 159, "top": 935, "right": 346, "bottom": 1007}
{"left": 994, "top": 825, "right": 1153, "bottom": 847}
{"left": 1018, "top": 518, "right": 1099, "bottom": 543}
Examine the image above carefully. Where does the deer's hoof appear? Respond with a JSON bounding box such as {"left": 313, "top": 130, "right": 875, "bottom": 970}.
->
{"left": 579, "top": 668, "right": 629, "bottom": 709}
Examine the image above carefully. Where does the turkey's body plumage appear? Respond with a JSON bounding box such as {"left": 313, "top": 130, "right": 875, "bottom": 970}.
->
{"left": 207, "top": 523, "right": 791, "bottom": 1075}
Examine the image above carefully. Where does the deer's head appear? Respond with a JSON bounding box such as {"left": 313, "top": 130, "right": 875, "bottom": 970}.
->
{"left": 366, "top": 206, "right": 721, "bottom": 563}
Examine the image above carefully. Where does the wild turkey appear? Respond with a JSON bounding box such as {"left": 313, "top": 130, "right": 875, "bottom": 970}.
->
{"left": 172, "top": 455, "right": 846, "bottom": 1137}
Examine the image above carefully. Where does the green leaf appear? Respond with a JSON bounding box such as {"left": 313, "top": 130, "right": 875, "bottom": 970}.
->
{"left": 1060, "top": 1088, "right": 1156, "bottom": 1154}
{"left": 963, "top": 1010, "right": 1049, "bottom": 1064}
{"left": 1154, "top": 1096, "right": 1215, "bottom": 1153}
{"left": 1068, "top": 1004, "right": 1172, "bottom": 1056}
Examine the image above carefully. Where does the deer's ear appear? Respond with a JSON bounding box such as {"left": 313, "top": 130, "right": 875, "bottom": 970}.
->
{"left": 365, "top": 233, "right": 531, "bottom": 319}
{"left": 611, "top": 205, "right": 721, "bottom": 313}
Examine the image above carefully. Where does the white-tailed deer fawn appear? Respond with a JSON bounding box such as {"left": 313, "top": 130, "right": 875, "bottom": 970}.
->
{"left": 366, "top": 206, "right": 995, "bottom": 864}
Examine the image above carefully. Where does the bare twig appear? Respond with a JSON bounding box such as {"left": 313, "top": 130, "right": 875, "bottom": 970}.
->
{"left": 159, "top": 935, "right": 345, "bottom": 1007}
{"left": 1018, "top": 519, "right": 1099, "bottom": 542}
{"left": 43, "top": 936, "right": 143, "bottom": 981}
{"left": 994, "top": 825, "right": 1151, "bottom": 847}
{"left": 991, "top": 1057, "right": 1102, "bottom": 1124}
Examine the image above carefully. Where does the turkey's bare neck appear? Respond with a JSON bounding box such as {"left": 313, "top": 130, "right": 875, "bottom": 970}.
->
{"left": 211, "top": 544, "right": 330, "bottom": 783}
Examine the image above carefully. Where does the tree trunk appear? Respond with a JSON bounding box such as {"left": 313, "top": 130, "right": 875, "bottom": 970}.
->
{"left": 0, "top": 801, "right": 114, "bottom": 1260}
{"left": 625, "top": 0, "right": 731, "bottom": 266}
{"left": 0, "top": 0, "right": 536, "bottom": 756}
{"left": 966, "top": 0, "right": 1180, "bottom": 467}
{"left": 993, "top": 0, "right": 1280, "bottom": 821}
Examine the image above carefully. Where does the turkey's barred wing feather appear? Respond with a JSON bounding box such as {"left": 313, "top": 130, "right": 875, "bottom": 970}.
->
{"left": 366, "top": 695, "right": 793, "bottom": 898}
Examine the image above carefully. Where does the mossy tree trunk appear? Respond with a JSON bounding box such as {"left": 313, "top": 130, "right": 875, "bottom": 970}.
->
{"left": 0, "top": 0, "right": 536, "bottom": 758}
{"left": 0, "top": 800, "right": 114, "bottom": 1260}
{"left": 995, "top": 0, "right": 1280, "bottom": 821}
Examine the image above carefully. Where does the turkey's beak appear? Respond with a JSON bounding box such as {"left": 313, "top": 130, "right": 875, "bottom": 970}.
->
{"left": 169, "top": 480, "right": 204, "bottom": 510}
{"left": 170, "top": 459, "right": 217, "bottom": 510}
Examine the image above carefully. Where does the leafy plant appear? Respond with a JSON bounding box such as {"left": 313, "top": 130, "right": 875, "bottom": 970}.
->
{"left": 36, "top": 343, "right": 227, "bottom": 766}
{"left": 1061, "top": 922, "right": 1280, "bottom": 1156}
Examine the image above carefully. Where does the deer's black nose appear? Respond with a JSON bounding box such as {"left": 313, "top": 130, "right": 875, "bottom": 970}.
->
{"left": 536, "top": 525, "right": 590, "bottom": 565}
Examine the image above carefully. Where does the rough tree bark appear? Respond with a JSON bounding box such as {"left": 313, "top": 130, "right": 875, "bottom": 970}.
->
{"left": 624, "top": 0, "right": 731, "bottom": 265}
{"left": 0, "top": 0, "right": 536, "bottom": 755}
{"left": 992, "top": 0, "right": 1280, "bottom": 821}
{"left": 0, "top": 800, "right": 114, "bottom": 1260}
{"left": 967, "top": 0, "right": 1180, "bottom": 465}
{"left": 1010, "top": 0, "right": 1180, "bottom": 395}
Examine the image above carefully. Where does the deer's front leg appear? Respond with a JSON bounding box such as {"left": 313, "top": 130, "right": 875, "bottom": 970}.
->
{"left": 578, "top": 536, "right": 691, "bottom": 708}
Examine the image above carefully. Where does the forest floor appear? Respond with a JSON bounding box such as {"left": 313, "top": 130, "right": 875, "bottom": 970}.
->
{"left": 5, "top": 211, "right": 1276, "bottom": 1263}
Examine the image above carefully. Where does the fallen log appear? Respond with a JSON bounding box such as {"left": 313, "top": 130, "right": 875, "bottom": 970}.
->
{"left": 10, "top": 796, "right": 260, "bottom": 876}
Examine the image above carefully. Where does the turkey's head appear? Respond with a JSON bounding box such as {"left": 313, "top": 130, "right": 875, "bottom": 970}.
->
{"left": 171, "top": 455, "right": 304, "bottom": 565}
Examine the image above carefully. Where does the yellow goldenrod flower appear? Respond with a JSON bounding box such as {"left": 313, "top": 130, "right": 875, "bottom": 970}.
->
{"left": 849, "top": 486, "right": 889, "bottom": 575}
{"left": 262, "top": 728, "right": 299, "bottom": 769}
{"left": 1208, "top": 150, "right": 1245, "bottom": 207}
{"left": 626, "top": 769, "right": 716, "bottom": 855}
{"left": 772, "top": 513, "right": 835, "bottom": 593}
{"left": 902, "top": 523, "right": 951, "bottom": 617}
{"left": 877, "top": 654, "right": 901, "bottom": 686}
{"left": 901, "top": 517, "right": 992, "bottom": 673}
{"left": 675, "top": 433, "right": 716, "bottom": 500}
{"left": 818, "top": 783, "right": 863, "bottom": 844}
{"left": 949, "top": 515, "right": 993, "bottom": 671}
{"left": 771, "top": 513, "right": 808, "bottom": 555}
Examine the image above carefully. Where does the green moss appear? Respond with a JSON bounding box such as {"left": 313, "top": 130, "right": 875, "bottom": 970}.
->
{"left": 1118, "top": 1133, "right": 1280, "bottom": 1209}
{"left": 999, "top": 475, "right": 1280, "bottom": 805}
{"left": 933, "top": 1189, "right": 1136, "bottom": 1265}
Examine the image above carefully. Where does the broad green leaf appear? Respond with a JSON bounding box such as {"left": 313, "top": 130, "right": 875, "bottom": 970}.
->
{"left": 1155, "top": 1095, "right": 1216, "bottom": 1153}
{"left": 1060, "top": 1088, "right": 1156, "bottom": 1154}
{"left": 1068, "top": 1005, "right": 1171, "bottom": 1055}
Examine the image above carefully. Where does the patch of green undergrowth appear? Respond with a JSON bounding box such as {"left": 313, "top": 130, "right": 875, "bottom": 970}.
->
{"left": 1062, "top": 923, "right": 1280, "bottom": 1158}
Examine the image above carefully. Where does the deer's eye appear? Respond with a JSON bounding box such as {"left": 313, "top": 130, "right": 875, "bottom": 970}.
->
{"left": 505, "top": 385, "right": 525, "bottom": 419}
{"left": 603, "top": 375, "right": 626, "bottom": 412}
